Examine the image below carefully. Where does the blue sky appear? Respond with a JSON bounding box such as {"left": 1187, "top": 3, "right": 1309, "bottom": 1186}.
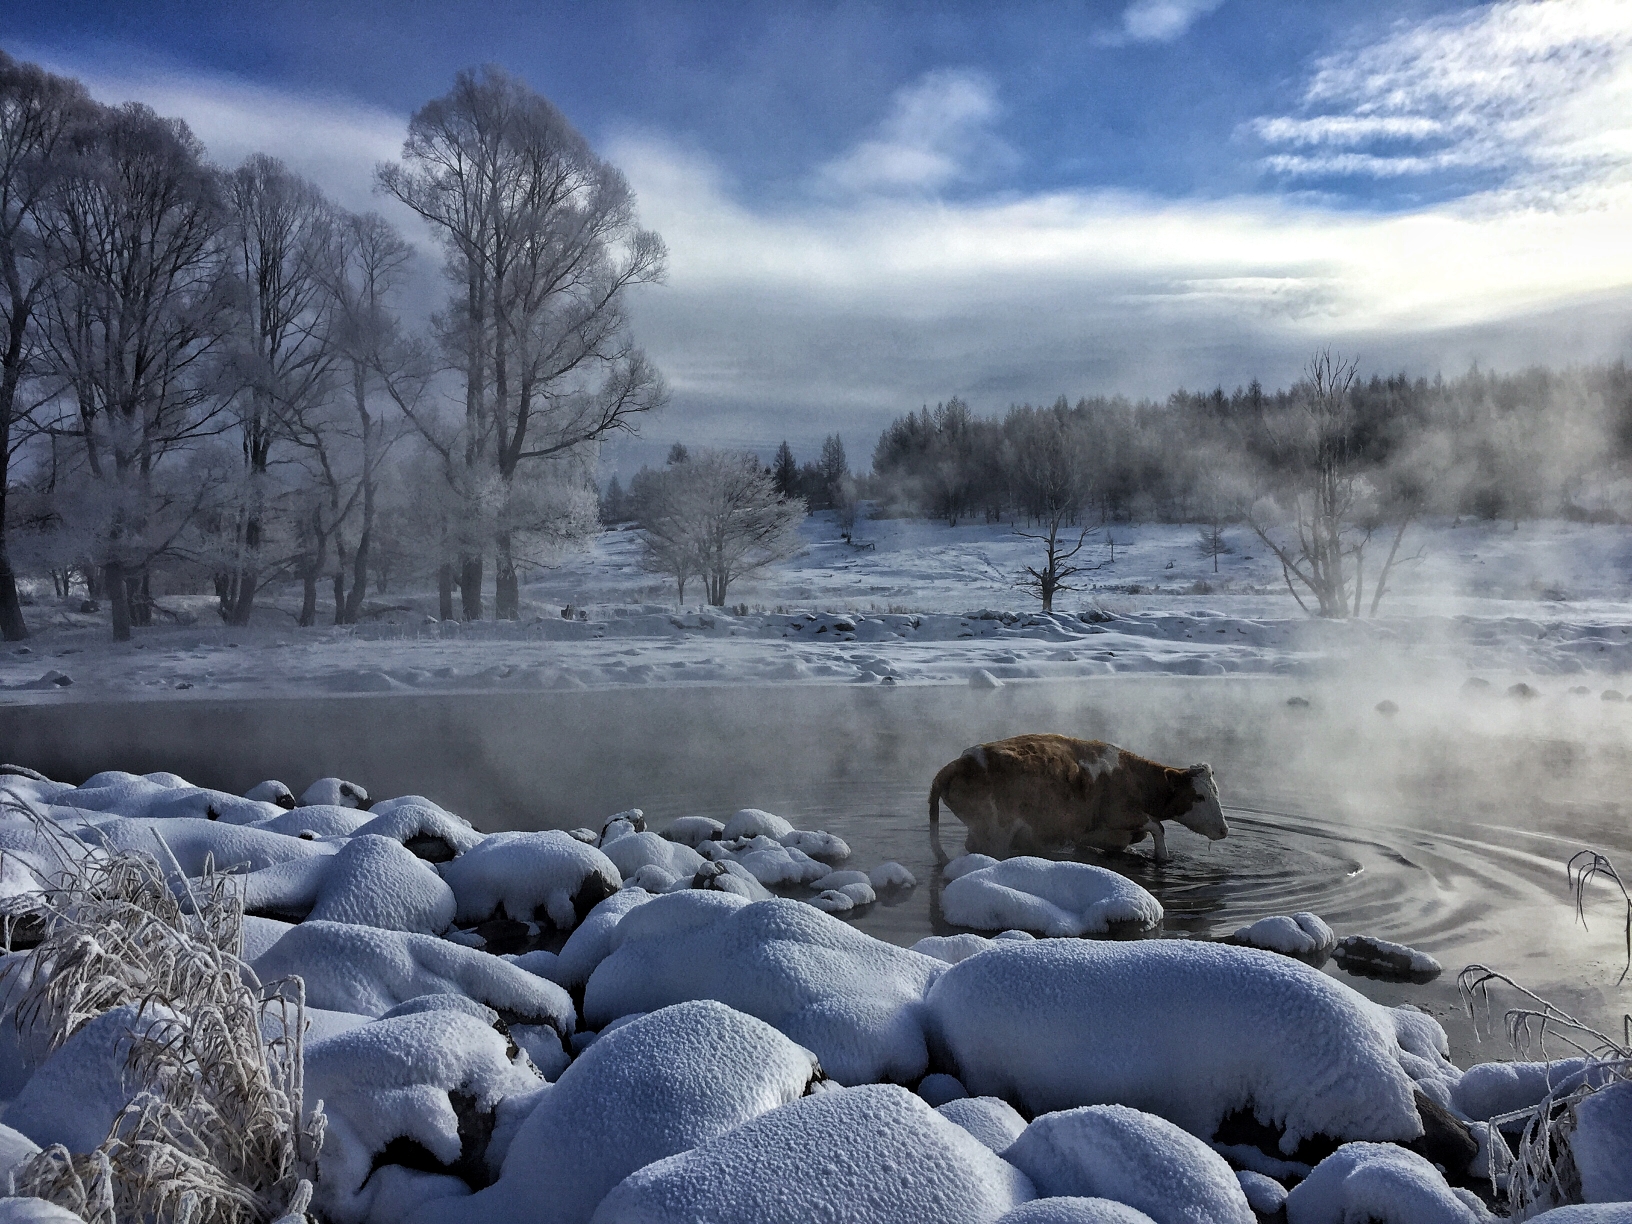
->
{"left": 9, "top": 0, "right": 1632, "bottom": 470}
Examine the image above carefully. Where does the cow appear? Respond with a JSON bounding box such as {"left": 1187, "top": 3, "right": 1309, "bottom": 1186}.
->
{"left": 928, "top": 733, "right": 1228, "bottom": 863}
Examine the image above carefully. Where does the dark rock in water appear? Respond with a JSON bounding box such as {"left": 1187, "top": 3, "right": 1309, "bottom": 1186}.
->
{"left": 1461, "top": 677, "right": 1491, "bottom": 695}
{"left": 1570, "top": 685, "right": 1592, "bottom": 695}
{"left": 1507, "top": 682, "right": 1539, "bottom": 700}
{"left": 1374, "top": 700, "right": 1399, "bottom": 716}
{"left": 1603, "top": 690, "right": 1625, "bottom": 702}
{"left": 1332, "top": 935, "right": 1441, "bottom": 983}
{"left": 404, "top": 833, "right": 457, "bottom": 863}
{"left": 1286, "top": 696, "right": 1310, "bottom": 708}
{"left": 1406, "top": 1089, "right": 1479, "bottom": 1181}
{"left": 471, "top": 917, "right": 535, "bottom": 956}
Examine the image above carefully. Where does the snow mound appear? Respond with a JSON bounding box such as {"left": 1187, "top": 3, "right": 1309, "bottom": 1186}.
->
{"left": 699, "top": 834, "right": 831, "bottom": 886}
{"left": 426, "top": 1001, "right": 821, "bottom": 1224}
{"left": 588, "top": 1083, "right": 1035, "bottom": 1224}
{"left": 353, "top": 804, "right": 483, "bottom": 861}
{"left": 689, "top": 858, "right": 773, "bottom": 899}
{"left": 5, "top": 1004, "right": 164, "bottom": 1151}
{"left": 300, "top": 777, "right": 369, "bottom": 808}
{"left": 915, "top": 933, "right": 1000, "bottom": 965}
{"left": 941, "top": 857, "right": 1162, "bottom": 936}
{"left": 77, "top": 814, "right": 335, "bottom": 876}
{"left": 1231, "top": 913, "right": 1336, "bottom": 959}
{"left": 971, "top": 668, "right": 1004, "bottom": 689}
{"left": 584, "top": 894, "right": 945, "bottom": 1084}
{"left": 0, "top": 1200, "right": 87, "bottom": 1223}
{"left": 1528, "top": 1209, "right": 1632, "bottom": 1223}
{"left": 870, "top": 861, "right": 917, "bottom": 889}
{"left": 661, "top": 816, "right": 724, "bottom": 847}
{"left": 0, "top": 1122, "right": 40, "bottom": 1182}
{"left": 1236, "top": 1170, "right": 1287, "bottom": 1215}
{"left": 1283, "top": 1142, "right": 1487, "bottom": 1223}
{"left": 440, "top": 831, "right": 620, "bottom": 930}
{"left": 254, "top": 920, "right": 575, "bottom": 1035}
{"left": 1570, "top": 1078, "right": 1632, "bottom": 1204}
{"left": 599, "top": 831, "right": 706, "bottom": 881}
{"left": 552, "top": 890, "right": 654, "bottom": 990}
{"left": 244, "top": 779, "right": 297, "bottom": 808}
{"left": 996, "top": 1199, "right": 1160, "bottom": 1224}
{"left": 1005, "top": 1104, "right": 1254, "bottom": 1224}
{"left": 918, "top": 1073, "right": 969, "bottom": 1106}
{"left": 779, "top": 828, "right": 852, "bottom": 863}
{"left": 946, "top": 853, "right": 1001, "bottom": 880}
{"left": 236, "top": 834, "right": 456, "bottom": 933}
{"left": 810, "top": 888, "right": 854, "bottom": 913}
{"left": 925, "top": 939, "right": 1424, "bottom": 1153}
{"left": 57, "top": 771, "right": 280, "bottom": 825}
{"left": 306, "top": 1009, "right": 541, "bottom": 1224}
{"left": 1451, "top": 1058, "right": 1608, "bottom": 1122}
{"left": 255, "top": 803, "right": 374, "bottom": 838}
{"left": 938, "top": 1096, "right": 1029, "bottom": 1152}
{"left": 721, "top": 808, "right": 792, "bottom": 840}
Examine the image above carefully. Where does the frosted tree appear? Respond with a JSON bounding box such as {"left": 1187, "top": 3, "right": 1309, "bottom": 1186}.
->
{"left": 0, "top": 52, "right": 94, "bottom": 640}
{"left": 1006, "top": 401, "right": 1099, "bottom": 611}
{"left": 635, "top": 449, "right": 804, "bottom": 606}
{"left": 377, "top": 65, "right": 667, "bottom": 620}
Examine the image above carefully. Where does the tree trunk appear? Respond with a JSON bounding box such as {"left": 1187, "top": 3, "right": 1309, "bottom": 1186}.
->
{"left": 438, "top": 563, "right": 455, "bottom": 622}
{"left": 84, "top": 566, "right": 104, "bottom": 601}
{"left": 227, "top": 517, "right": 261, "bottom": 626}
{"left": 299, "top": 572, "right": 318, "bottom": 627}
{"left": 494, "top": 532, "right": 519, "bottom": 620}
{"left": 460, "top": 555, "right": 483, "bottom": 621}
{"left": 129, "top": 573, "right": 153, "bottom": 628}
{"left": 105, "top": 561, "right": 131, "bottom": 642}
{"left": 0, "top": 540, "right": 27, "bottom": 642}
{"left": 332, "top": 571, "right": 347, "bottom": 626}
{"left": 342, "top": 488, "right": 374, "bottom": 625}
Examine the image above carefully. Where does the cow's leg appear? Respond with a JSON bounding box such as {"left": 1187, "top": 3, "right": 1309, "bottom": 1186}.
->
{"left": 1144, "top": 819, "right": 1170, "bottom": 863}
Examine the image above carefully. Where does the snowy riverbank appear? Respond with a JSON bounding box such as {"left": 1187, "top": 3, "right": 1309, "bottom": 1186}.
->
{"left": 1, "top": 764, "right": 1628, "bottom": 1222}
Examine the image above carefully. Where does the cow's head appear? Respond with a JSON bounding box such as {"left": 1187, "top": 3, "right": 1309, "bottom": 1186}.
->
{"left": 1172, "top": 763, "right": 1228, "bottom": 840}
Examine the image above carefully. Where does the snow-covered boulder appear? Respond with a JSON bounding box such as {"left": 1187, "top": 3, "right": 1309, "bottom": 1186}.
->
{"left": 1570, "top": 1078, "right": 1632, "bottom": 1204}
{"left": 925, "top": 939, "right": 1425, "bottom": 1153}
{"left": 353, "top": 804, "right": 483, "bottom": 862}
{"left": 588, "top": 1084, "right": 1035, "bottom": 1224}
{"left": 255, "top": 804, "right": 374, "bottom": 839}
{"left": 870, "top": 861, "right": 917, "bottom": 889}
{"left": 938, "top": 1096, "right": 1029, "bottom": 1152}
{"left": 57, "top": 771, "right": 281, "bottom": 825}
{"left": 5, "top": 1003, "right": 171, "bottom": 1151}
{"left": 420, "top": 1001, "right": 821, "bottom": 1224}
{"left": 1528, "top": 1209, "right": 1632, "bottom": 1223}
{"left": 584, "top": 894, "right": 945, "bottom": 1084}
{"left": 779, "top": 829, "right": 851, "bottom": 863}
{"left": 552, "top": 890, "right": 653, "bottom": 991}
{"left": 244, "top": 779, "right": 297, "bottom": 808}
{"left": 995, "top": 1201, "right": 1158, "bottom": 1224}
{"left": 918, "top": 1072, "right": 969, "bottom": 1105}
{"left": 598, "top": 831, "right": 706, "bottom": 881}
{"left": 1235, "top": 1171, "right": 1287, "bottom": 1216}
{"left": 1283, "top": 1142, "right": 1488, "bottom": 1223}
{"left": 1331, "top": 935, "right": 1441, "bottom": 983}
{"left": 1451, "top": 1058, "right": 1609, "bottom": 1122}
{"left": 946, "top": 853, "right": 1001, "bottom": 880}
{"left": 77, "top": 814, "right": 337, "bottom": 876}
{"left": 0, "top": 1123, "right": 40, "bottom": 1184}
{"left": 914, "top": 933, "right": 1002, "bottom": 965}
{"left": 661, "top": 816, "right": 724, "bottom": 847}
{"left": 1229, "top": 913, "right": 1336, "bottom": 961}
{"left": 941, "top": 857, "right": 1162, "bottom": 936}
{"left": 0, "top": 1200, "right": 88, "bottom": 1223}
{"left": 699, "top": 835, "right": 831, "bottom": 886}
{"left": 689, "top": 858, "right": 773, "bottom": 899}
{"left": 306, "top": 1010, "right": 541, "bottom": 1224}
{"left": 235, "top": 834, "right": 456, "bottom": 933}
{"left": 720, "top": 808, "right": 792, "bottom": 840}
{"left": 300, "top": 777, "right": 370, "bottom": 808}
{"left": 1004, "top": 1105, "right": 1253, "bottom": 1224}
{"left": 440, "top": 831, "right": 620, "bottom": 930}
{"left": 253, "top": 920, "right": 575, "bottom": 1036}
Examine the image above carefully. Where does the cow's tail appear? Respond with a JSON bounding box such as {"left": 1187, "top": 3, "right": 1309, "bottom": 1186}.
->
{"left": 928, "top": 758, "right": 963, "bottom": 827}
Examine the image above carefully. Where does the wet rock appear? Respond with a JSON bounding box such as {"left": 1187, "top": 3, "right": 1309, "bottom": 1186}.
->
{"left": 1507, "top": 682, "right": 1540, "bottom": 700}
{"left": 1331, "top": 934, "right": 1441, "bottom": 983}
{"left": 1569, "top": 685, "right": 1592, "bottom": 695}
{"left": 1406, "top": 1089, "right": 1479, "bottom": 1181}
{"left": 1374, "top": 699, "right": 1399, "bottom": 716}
{"left": 1286, "top": 696, "right": 1310, "bottom": 708}
{"left": 1603, "top": 690, "right": 1625, "bottom": 702}
{"left": 1460, "top": 677, "right": 1491, "bottom": 695}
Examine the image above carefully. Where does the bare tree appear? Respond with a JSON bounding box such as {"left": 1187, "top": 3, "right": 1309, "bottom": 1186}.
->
{"left": 0, "top": 53, "right": 94, "bottom": 640}
{"left": 39, "top": 103, "right": 229, "bottom": 640}
{"left": 635, "top": 449, "right": 804, "bottom": 607}
{"left": 1016, "top": 518, "right": 1100, "bottom": 611}
{"left": 213, "top": 155, "right": 337, "bottom": 625}
{"left": 377, "top": 65, "right": 667, "bottom": 620}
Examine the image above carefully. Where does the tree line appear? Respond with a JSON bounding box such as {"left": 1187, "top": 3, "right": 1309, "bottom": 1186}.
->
{"left": 0, "top": 52, "right": 664, "bottom": 641}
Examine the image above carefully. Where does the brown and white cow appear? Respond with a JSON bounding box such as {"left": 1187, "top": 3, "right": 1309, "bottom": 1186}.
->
{"left": 928, "top": 733, "right": 1228, "bottom": 863}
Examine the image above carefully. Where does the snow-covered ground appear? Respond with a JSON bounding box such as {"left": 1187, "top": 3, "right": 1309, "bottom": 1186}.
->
{"left": 5, "top": 516, "right": 1632, "bottom": 701}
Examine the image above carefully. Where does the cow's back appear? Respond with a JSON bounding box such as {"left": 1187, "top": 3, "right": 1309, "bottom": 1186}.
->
{"left": 938, "top": 734, "right": 1096, "bottom": 846}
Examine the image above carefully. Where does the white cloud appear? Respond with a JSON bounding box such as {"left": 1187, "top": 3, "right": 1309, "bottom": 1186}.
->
{"left": 1251, "top": 0, "right": 1632, "bottom": 193}
{"left": 815, "top": 69, "right": 1017, "bottom": 195}
{"left": 1102, "top": 0, "right": 1226, "bottom": 45}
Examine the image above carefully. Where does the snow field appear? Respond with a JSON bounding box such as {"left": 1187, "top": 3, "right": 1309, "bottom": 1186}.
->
{"left": 0, "top": 763, "right": 1628, "bottom": 1222}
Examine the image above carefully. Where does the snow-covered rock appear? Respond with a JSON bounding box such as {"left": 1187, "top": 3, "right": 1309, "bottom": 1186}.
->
{"left": 1235, "top": 1170, "right": 1287, "bottom": 1215}
{"left": 689, "top": 858, "right": 773, "bottom": 899}
{"left": 1569, "top": 1078, "right": 1632, "bottom": 1204}
{"left": 598, "top": 831, "right": 706, "bottom": 881}
{"left": 1230, "top": 913, "right": 1336, "bottom": 960}
{"left": 1331, "top": 935, "right": 1441, "bottom": 983}
{"left": 925, "top": 939, "right": 1425, "bottom": 1153}
{"left": 588, "top": 1084, "right": 1035, "bottom": 1224}
{"left": 306, "top": 1009, "right": 541, "bottom": 1224}
{"left": 938, "top": 1096, "right": 1029, "bottom": 1152}
{"left": 244, "top": 779, "right": 297, "bottom": 808}
{"left": 918, "top": 1072, "right": 969, "bottom": 1106}
{"left": 0, "top": 1122, "right": 41, "bottom": 1184}
{"left": 5, "top": 1003, "right": 170, "bottom": 1151}
{"left": 661, "top": 816, "right": 724, "bottom": 847}
{"left": 941, "top": 857, "right": 1163, "bottom": 936}
{"left": 57, "top": 771, "right": 281, "bottom": 825}
{"left": 418, "top": 1001, "right": 821, "bottom": 1224}
{"left": 550, "top": 889, "right": 652, "bottom": 990}
{"left": 779, "top": 828, "right": 852, "bottom": 863}
{"left": 1283, "top": 1142, "right": 1488, "bottom": 1223}
{"left": 1451, "top": 1058, "right": 1609, "bottom": 1122}
{"left": 995, "top": 1201, "right": 1159, "bottom": 1224}
{"left": 234, "top": 834, "right": 456, "bottom": 933}
{"left": 720, "top": 808, "right": 793, "bottom": 840}
{"left": 255, "top": 803, "right": 374, "bottom": 839}
{"left": 584, "top": 894, "right": 945, "bottom": 1084}
{"left": 0, "top": 1200, "right": 88, "bottom": 1223}
{"left": 440, "top": 831, "right": 620, "bottom": 930}
{"left": 300, "top": 777, "right": 370, "bottom": 808}
{"left": 1528, "top": 1209, "right": 1632, "bottom": 1223}
{"left": 946, "top": 853, "right": 1001, "bottom": 880}
{"left": 76, "top": 813, "right": 336, "bottom": 876}
{"left": 254, "top": 920, "right": 575, "bottom": 1036}
{"left": 1004, "top": 1104, "right": 1254, "bottom": 1224}
{"left": 699, "top": 834, "right": 831, "bottom": 886}
{"left": 352, "top": 803, "right": 483, "bottom": 861}
{"left": 870, "top": 860, "right": 917, "bottom": 889}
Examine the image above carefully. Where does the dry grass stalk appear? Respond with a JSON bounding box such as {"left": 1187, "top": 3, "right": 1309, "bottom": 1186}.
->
{"left": 0, "top": 794, "right": 324, "bottom": 1224}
